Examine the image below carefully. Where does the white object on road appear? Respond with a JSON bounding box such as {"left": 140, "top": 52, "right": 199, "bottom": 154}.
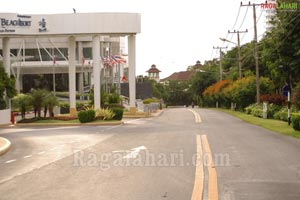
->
{"left": 115, "top": 146, "right": 147, "bottom": 159}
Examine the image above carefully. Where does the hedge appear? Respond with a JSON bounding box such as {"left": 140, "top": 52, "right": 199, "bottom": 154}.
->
{"left": 78, "top": 110, "right": 95, "bottom": 123}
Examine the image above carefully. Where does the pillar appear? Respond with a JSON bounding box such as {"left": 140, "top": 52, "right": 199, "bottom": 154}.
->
{"left": 3, "top": 37, "right": 11, "bottom": 111}
{"left": 3, "top": 37, "right": 10, "bottom": 75}
{"left": 92, "top": 35, "right": 101, "bottom": 109}
{"left": 128, "top": 35, "right": 136, "bottom": 114}
{"left": 78, "top": 42, "right": 84, "bottom": 97}
{"left": 68, "top": 36, "right": 77, "bottom": 117}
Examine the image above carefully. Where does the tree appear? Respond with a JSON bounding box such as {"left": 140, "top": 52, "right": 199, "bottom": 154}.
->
{"left": 12, "top": 94, "right": 32, "bottom": 119}
{"left": 31, "top": 89, "right": 47, "bottom": 118}
{"left": 0, "top": 62, "right": 17, "bottom": 109}
{"left": 44, "top": 92, "right": 59, "bottom": 118}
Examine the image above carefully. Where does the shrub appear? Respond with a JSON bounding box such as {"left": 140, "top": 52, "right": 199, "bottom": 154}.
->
{"left": 260, "top": 94, "right": 286, "bottom": 106}
{"left": 112, "top": 107, "right": 124, "bottom": 120}
{"left": 291, "top": 114, "right": 300, "bottom": 131}
{"left": 78, "top": 110, "right": 95, "bottom": 123}
{"left": 95, "top": 108, "right": 115, "bottom": 120}
{"left": 59, "top": 102, "right": 70, "bottom": 114}
{"left": 143, "top": 98, "right": 159, "bottom": 104}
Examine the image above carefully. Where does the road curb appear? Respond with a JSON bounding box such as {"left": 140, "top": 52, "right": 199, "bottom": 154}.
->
{"left": 0, "top": 137, "right": 11, "bottom": 156}
{"left": 1, "top": 121, "right": 124, "bottom": 128}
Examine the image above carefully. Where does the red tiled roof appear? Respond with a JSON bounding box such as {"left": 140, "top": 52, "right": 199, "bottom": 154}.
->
{"left": 147, "top": 68, "right": 161, "bottom": 73}
{"left": 161, "top": 71, "right": 194, "bottom": 82}
{"left": 146, "top": 64, "right": 161, "bottom": 73}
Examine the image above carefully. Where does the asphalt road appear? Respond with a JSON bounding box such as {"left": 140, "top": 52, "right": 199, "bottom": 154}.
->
{"left": 0, "top": 108, "right": 300, "bottom": 200}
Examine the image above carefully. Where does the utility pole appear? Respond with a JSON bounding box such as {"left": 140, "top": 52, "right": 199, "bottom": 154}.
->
{"left": 241, "top": 1, "right": 260, "bottom": 103}
{"left": 213, "top": 46, "right": 227, "bottom": 81}
{"left": 228, "top": 29, "right": 248, "bottom": 79}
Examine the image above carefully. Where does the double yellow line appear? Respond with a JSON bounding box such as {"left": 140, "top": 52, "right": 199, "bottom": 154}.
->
{"left": 188, "top": 109, "right": 202, "bottom": 123}
{"left": 191, "top": 135, "right": 218, "bottom": 200}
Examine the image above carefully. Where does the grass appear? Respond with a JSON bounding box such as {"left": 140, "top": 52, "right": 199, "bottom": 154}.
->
{"left": 215, "top": 108, "right": 300, "bottom": 138}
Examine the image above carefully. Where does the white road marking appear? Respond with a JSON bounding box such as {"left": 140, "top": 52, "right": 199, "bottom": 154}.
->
{"left": 123, "top": 146, "right": 147, "bottom": 159}
{"left": 23, "top": 155, "right": 32, "bottom": 159}
{"left": 5, "top": 159, "right": 16, "bottom": 164}
{"left": 37, "top": 151, "right": 45, "bottom": 155}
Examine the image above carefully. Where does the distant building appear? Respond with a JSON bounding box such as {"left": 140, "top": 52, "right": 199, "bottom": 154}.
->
{"left": 160, "top": 71, "right": 194, "bottom": 84}
{"left": 187, "top": 60, "right": 203, "bottom": 71}
{"left": 265, "top": 0, "right": 276, "bottom": 32}
{"left": 146, "top": 64, "right": 161, "bottom": 83}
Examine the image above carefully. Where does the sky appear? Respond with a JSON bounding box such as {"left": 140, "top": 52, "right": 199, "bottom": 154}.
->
{"left": 0, "top": 0, "right": 267, "bottom": 78}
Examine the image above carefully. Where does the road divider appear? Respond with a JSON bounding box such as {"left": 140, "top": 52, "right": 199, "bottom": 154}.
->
{"left": 201, "top": 135, "right": 218, "bottom": 200}
{"left": 188, "top": 109, "right": 202, "bottom": 123}
{"left": 191, "top": 135, "right": 204, "bottom": 200}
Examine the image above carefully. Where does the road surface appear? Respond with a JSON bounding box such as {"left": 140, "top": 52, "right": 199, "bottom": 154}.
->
{"left": 0, "top": 108, "right": 300, "bottom": 200}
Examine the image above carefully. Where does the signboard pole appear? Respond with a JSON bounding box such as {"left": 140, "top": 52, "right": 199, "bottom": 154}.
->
{"left": 288, "top": 91, "right": 291, "bottom": 125}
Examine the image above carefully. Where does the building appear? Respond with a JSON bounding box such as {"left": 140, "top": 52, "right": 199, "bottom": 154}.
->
{"left": 160, "top": 71, "right": 194, "bottom": 84}
{"left": 146, "top": 64, "right": 161, "bottom": 83}
{"left": 0, "top": 12, "right": 141, "bottom": 124}
{"left": 265, "top": 0, "right": 277, "bottom": 32}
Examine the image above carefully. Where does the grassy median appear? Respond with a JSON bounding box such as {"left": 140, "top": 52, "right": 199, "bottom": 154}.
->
{"left": 215, "top": 108, "right": 300, "bottom": 138}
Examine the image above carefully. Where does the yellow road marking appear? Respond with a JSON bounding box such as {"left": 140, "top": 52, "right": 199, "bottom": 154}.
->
{"left": 188, "top": 109, "right": 202, "bottom": 123}
{"left": 201, "top": 135, "right": 218, "bottom": 200}
{"left": 191, "top": 135, "right": 204, "bottom": 200}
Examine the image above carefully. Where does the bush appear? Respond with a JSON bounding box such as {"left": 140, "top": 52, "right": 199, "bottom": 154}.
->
{"left": 78, "top": 110, "right": 95, "bottom": 123}
{"left": 112, "top": 107, "right": 124, "bottom": 120}
{"left": 260, "top": 94, "right": 286, "bottom": 106}
{"left": 143, "top": 98, "right": 159, "bottom": 104}
{"left": 59, "top": 102, "right": 70, "bottom": 114}
{"left": 95, "top": 108, "right": 115, "bottom": 120}
{"left": 291, "top": 114, "right": 300, "bottom": 131}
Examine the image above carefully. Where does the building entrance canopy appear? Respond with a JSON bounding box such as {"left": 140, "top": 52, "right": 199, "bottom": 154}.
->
{"left": 0, "top": 13, "right": 140, "bottom": 37}
{"left": 0, "top": 12, "right": 140, "bottom": 120}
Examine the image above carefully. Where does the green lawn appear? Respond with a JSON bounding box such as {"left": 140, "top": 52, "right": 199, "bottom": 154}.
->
{"left": 215, "top": 108, "right": 300, "bottom": 138}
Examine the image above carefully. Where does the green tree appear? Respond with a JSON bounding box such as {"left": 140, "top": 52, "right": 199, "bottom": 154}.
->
{"left": 31, "top": 89, "right": 47, "bottom": 118}
{"left": 44, "top": 92, "right": 59, "bottom": 118}
{"left": 0, "top": 62, "right": 17, "bottom": 109}
{"left": 12, "top": 94, "right": 32, "bottom": 119}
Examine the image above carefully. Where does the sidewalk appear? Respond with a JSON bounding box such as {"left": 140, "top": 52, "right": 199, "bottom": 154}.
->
{"left": 0, "top": 137, "right": 11, "bottom": 156}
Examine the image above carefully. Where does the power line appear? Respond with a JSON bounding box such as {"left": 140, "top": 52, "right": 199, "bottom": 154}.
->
{"left": 238, "top": 6, "right": 249, "bottom": 29}
{"left": 213, "top": 46, "right": 227, "bottom": 81}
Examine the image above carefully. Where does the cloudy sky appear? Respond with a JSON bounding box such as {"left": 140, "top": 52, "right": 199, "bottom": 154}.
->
{"left": 0, "top": 0, "right": 267, "bottom": 78}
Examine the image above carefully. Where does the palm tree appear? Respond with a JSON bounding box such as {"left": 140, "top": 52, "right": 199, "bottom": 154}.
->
{"left": 12, "top": 94, "right": 32, "bottom": 119}
{"left": 31, "top": 89, "right": 47, "bottom": 118}
{"left": 44, "top": 93, "right": 59, "bottom": 118}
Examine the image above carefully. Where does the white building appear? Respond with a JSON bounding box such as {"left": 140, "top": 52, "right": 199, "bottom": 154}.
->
{"left": 0, "top": 12, "right": 141, "bottom": 124}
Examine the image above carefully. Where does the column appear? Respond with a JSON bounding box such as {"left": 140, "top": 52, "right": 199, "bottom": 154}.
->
{"left": 128, "top": 35, "right": 136, "bottom": 114}
{"left": 92, "top": 35, "right": 101, "bottom": 109}
{"left": 68, "top": 36, "right": 77, "bottom": 117}
{"left": 78, "top": 42, "right": 84, "bottom": 98}
{"left": 3, "top": 37, "right": 11, "bottom": 111}
{"left": 3, "top": 37, "right": 10, "bottom": 75}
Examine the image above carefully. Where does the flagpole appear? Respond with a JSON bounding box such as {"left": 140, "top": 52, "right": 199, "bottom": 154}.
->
{"left": 53, "top": 55, "right": 56, "bottom": 96}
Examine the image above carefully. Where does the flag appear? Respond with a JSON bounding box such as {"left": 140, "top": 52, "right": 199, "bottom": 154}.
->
{"left": 112, "top": 55, "right": 126, "bottom": 64}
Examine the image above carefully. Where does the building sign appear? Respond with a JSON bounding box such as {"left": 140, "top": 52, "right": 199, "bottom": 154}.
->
{"left": 261, "top": 2, "right": 299, "bottom": 12}
{"left": 0, "top": 14, "right": 31, "bottom": 33}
